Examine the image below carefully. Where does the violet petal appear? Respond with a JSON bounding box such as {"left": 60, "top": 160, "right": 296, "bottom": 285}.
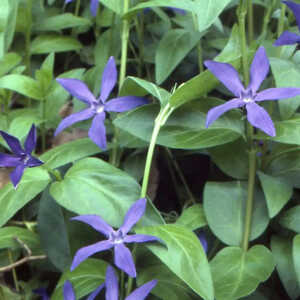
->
{"left": 0, "top": 154, "right": 20, "bottom": 167}
{"left": 105, "top": 96, "right": 148, "bottom": 112}
{"left": 246, "top": 102, "right": 276, "bottom": 137}
{"left": 284, "top": 1, "right": 300, "bottom": 30}
{"left": 206, "top": 98, "right": 245, "bottom": 128}
{"left": 10, "top": 164, "right": 25, "bottom": 189}
{"left": 24, "top": 124, "right": 36, "bottom": 154}
{"left": 255, "top": 87, "right": 300, "bottom": 101}
{"left": 70, "top": 240, "right": 113, "bottom": 271}
{"left": 63, "top": 281, "right": 75, "bottom": 300}
{"left": 124, "top": 234, "right": 159, "bottom": 244}
{"left": 125, "top": 280, "right": 157, "bottom": 300}
{"left": 248, "top": 46, "right": 269, "bottom": 93}
{"left": 105, "top": 266, "right": 119, "bottom": 300}
{"left": 90, "top": 0, "right": 99, "bottom": 16}
{"left": 120, "top": 198, "right": 147, "bottom": 235}
{"left": 56, "top": 78, "right": 96, "bottom": 105}
{"left": 100, "top": 57, "right": 117, "bottom": 103}
{"left": 88, "top": 112, "right": 107, "bottom": 149}
{"left": 55, "top": 108, "right": 95, "bottom": 136}
{"left": 114, "top": 243, "right": 136, "bottom": 277}
{"left": 273, "top": 31, "right": 300, "bottom": 46}
{"left": 0, "top": 131, "right": 23, "bottom": 155}
{"left": 25, "top": 156, "right": 43, "bottom": 168}
{"left": 169, "top": 7, "right": 186, "bottom": 15}
{"left": 204, "top": 60, "right": 245, "bottom": 97}
{"left": 71, "top": 215, "right": 113, "bottom": 237}
{"left": 86, "top": 283, "right": 105, "bottom": 300}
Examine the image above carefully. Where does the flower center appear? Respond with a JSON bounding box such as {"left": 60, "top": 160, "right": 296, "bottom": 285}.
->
{"left": 20, "top": 153, "right": 30, "bottom": 165}
{"left": 110, "top": 230, "right": 124, "bottom": 244}
{"left": 243, "top": 97, "right": 253, "bottom": 103}
{"left": 241, "top": 90, "right": 255, "bottom": 103}
{"left": 91, "top": 102, "right": 104, "bottom": 114}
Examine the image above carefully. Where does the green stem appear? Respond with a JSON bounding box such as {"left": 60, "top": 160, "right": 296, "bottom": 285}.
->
{"left": 238, "top": 0, "right": 249, "bottom": 85}
{"left": 74, "top": 0, "right": 81, "bottom": 17}
{"left": 42, "top": 166, "right": 62, "bottom": 181}
{"left": 24, "top": 0, "right": 33, "bottom": 76}
{"left": 141, "top": 104, "right": 173, "bottom": 198}
{"left": 192, "top": 14, "right": 204, "bottom": 73}
{"left": 260, "top": 0, "right": 275, "bottom": 40}
{"left": 41, "top": 98, "right": 47, "bottom": 152}
{"left": 247, "top": 0, "right": 254, "bottom": 43}
{"left": 277, "top": 3, "right": 286, "bottom": 38}
{"left": 7, "top": 250, "right": 19, "bottom": 292}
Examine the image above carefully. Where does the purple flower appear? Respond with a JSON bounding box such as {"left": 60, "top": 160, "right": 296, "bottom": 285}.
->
{"left": 63, "top": 280, "right": 104, "bottom": 300}
{"left": 86, "top": 265, "right": 157, "bottom": 300}
{"left": 55, "top": 57, "right": 148, "bottom": 149}
{"left": 0, "top": 124, "right": 43, "bottom": 189}
{"left": 65, "top": 0, "right": 99, "bottom": 17}
{"left": 70, "top": 198, "right": 159, "bottom": 277}
{"left": 204, "top": 46, "right": 300, "bottom": 136}
{"left": 274, "top": 1, "right": 300, "bottom": 46}
{"left": 198, "top": 233, "right": 208, "bottom": 253}
{"left": 33, "top": 288, "right": 49, "bottom": 300}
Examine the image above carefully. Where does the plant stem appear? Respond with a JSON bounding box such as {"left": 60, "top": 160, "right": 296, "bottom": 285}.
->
{"left": 141, "top": 104, "right": 173, "bottom": 198}
{"left": 41, "top": 97, "right": 47, "bottom": 152}
{"left": 74, "top": 0, "right": 81, "bottom": 17}
{"left": 247, "top": 0, "right": 254, "bottom": 43}
{"left": 24, "top": 0, "right": 33, "bottom": 76}
{"left": 192, "top": 14, "right": 204, "bottom": 73}
{"left": 277, "top": 3, "right": 286, "bottom": 38}
{"left": 7, "top": 250, "right": 19, "bottom": 292}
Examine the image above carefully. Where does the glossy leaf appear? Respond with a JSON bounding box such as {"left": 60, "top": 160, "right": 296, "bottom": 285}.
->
{"left": 211, "top": 246, "right": 275, "bottom": 300}
{"left": 136, "top": 224, "right": 214, "bottom": 300}
{"left": 203, "top": 181, "right": 269, "bottom": 246}
{"left": 50, "top": 158, "right": 164, "bottom": 228}
{"left": 279, "top": 205, "right": 300, "bottom": 233}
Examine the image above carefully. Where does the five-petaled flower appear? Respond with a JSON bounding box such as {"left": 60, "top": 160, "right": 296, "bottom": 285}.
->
{"left": 0, "top": 124, "right": 43, "bottom": 189}
{"left": 65, "top": 0, "right": 99, "bottom": 17}
{"left": 204, "top": 46, "right": 300, "bottom": 136}
{"left": 70, "top": 198, "right": 159, "bottom": 277}
{"left": 55, "top": 56, "right": 148, "bottom": 149}
{"left": 91, "top": 265, "right": 157, "bottom": 300}
{"left": 274, "top": 1, "right": 300, "bottom": 46}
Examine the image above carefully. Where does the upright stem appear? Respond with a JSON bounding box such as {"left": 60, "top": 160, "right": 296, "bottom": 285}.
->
{"left": 247, "top": 0, "right": 254, "bottom": 43}
{"left": 74, "top": 0, "right": 81, "bottom": 17}
{"left": 7, "top": 250, "right": 19, "bottom": 292}
{"left": 24, "top": 0, "right": 33, "bottom": 76}
{"left": 277, "top": 3, "right": 286, "bottom": 38}
{"left": 192, "top": 14, "right": 204, "bottom": 73}
{"left": 41, "top": 97, "right": 47, "bottom": 152}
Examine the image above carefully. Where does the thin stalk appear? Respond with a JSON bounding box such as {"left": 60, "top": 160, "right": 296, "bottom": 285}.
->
{"left": 7, "top": 250, "right": 19, "bottom": 292}
{"left": 247, "top": 0, "right": 254, "bottom": 43}
{"left": 192, "top": 14, "right": 204, "bottom": 73}
{"left": 74, "top": 0, "right": 81, "bottom": 17}
{"left": 120, "top": 271, "right": 125, "bottom": 299}
{"left": 24, "top": 0, "right": 33, "bottom": 76}
{"left": 260, "top": 0, "right": 275, "bottom": 40}
{"left": 277, "top": 3, "right": 286, "bottom": 38}
{"left": 135, "top": 14, "right": 145, "bottom": 77}
{"left": 41, "top": 98, "right": 47, "bottom": 152}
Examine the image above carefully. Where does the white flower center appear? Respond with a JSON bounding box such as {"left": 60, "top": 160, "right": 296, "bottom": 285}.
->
{"left": 243, "top": 97, "right": 253, "bottom": 103}
{"left": 110, "top": 230, "right": 124, "bottom": 244}
{"left": 96, "top": 105, "right": 104, "bottom": 113}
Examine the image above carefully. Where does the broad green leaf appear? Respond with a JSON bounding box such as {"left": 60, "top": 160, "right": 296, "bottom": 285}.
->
{"left": 114, "top": 100, "right": 244, "bottom": 150}
{"left": 209, "top": 138, "right": 248, "bottom": 179}
{"left": 137, "top": 263, "right": 195, "bottom": 300}
{"left": 271, "top": 236, "right": 300, "bottom": 299}
{"left": 136, "top": 224, "right": 214, "bottom": 300}
{"left": 270, "top": 57, "right": 300, "bottom": 119}
{"left": 99, "top": 0, "right": 123, "bottom": 14}
{"left": 38, "top": 187, "right": 71, "bottom": 271}
{"left": 203, "top": 181, "right": 269, "bottom": 246}
{"left": 257, "top": 171, "right": 293, "bottom": 218}
{"left": 211, "top": 245, "right": 275, "bottom": 300}
{"left": 0, "top": 52, "right": 21, "bottom": 77}
{"left": 50, "top": 158, "right": 164, "bottom": 228}
{"left": 155, "top": 29, "right": 201, "bottom": 84}
{"left": 279, "top": 205, "right": 300, "bottom": 233}
{"left": 40, "top": 138, "right": 101, "bottom": 170}
{"left": 0, "top": 285, "right": 22, "bottom": 300}
{"left": 176, "top": 204, "right": 207, "bottom": 230}
{"left": 0, "top": 226, "right": 41, "bottom": 254}
{"left": 0, "top": 168, "right": 50, "bottom": 227}
{"left": 0, "top": 0, "right": 9, "bottom": 58}
{"left": 30, "top": 35, "right": 83, "bottom": 54}
{"left": 0, "top": 74, "right": 43, "bottom": 100}
{"left": 51, "top": 259, "right": 107, "bottom": 300}
{"left": 120, "top": 76, "right": 171, "bottom": 107}
{"left": 34, "top": 13, "right": 92, "bottom": 31}
{"left": 4, "top": 0, "right": 19, "bottom": 54}
{"left": 293, "top": 235, "right": 300, "bottom": 286}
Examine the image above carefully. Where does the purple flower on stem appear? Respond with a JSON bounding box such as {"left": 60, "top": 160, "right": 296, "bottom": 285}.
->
{"left": 274, "top": 1, "right": 300, "bottom": 46}
{"left": 55, "top": 57, "right": 148, "bottom": 149}
{"left": 70, "top": 198, "right": 159, "bottom": 277}
{"left": 33, "top": 288, "right": 49, "bottom": 300}
{"left": 63, "top": 280, "right": 104, "bottom": 300}
{"left": 204, "top": 46, "right": 300, "bottom": 136}
{"left": 65, "top": 0, "right": 99, "bottom": 17}
{"left": 0, "top": 124, "right": 43, "bottom": 189}
{"left": 86, "top": 265, "right": 157, "bottom": 300}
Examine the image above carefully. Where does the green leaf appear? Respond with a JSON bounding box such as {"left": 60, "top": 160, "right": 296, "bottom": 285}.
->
{"left": 257, "top": 171, "right": 293, "bottom": 218}
{"left": 120, "top": 76, "right": 171, "bottom": 107}
{"left": 176, "top": 204, "right": 207, "bottom": 230}
{"left": 40, "top": 138, "right": 101, "bottom": 170}
{"left": 0, "top": 168, "right": 50, "bottom": 227}
{"left": 211, "top": 245, "right": 275, "bottom": 300}
{"left": 0, "top": 52, "right": 21, "bottom": 77}
{"left": 51, "top": 259, "right": 107, "bottom": 300}
{"left": 30, "top": 35, "right": 83, "bottom": 54}
{"left": 38, "top": 187, "right": 72, "bottom": 271}
{"left": 270, "top": 57, "right": 300, "bottom": 119}
{"left": 0, "top": 227, "right": 41, "bottom": 254}
{"left": 203, "top": 181, "right": 269, "bottom": 246}
{"left": 136, "top": 224, "right": 214, "bottom": 300}
{"left": 155, "top": 29, "right": 201, "bottom": 84}
{"left": 34, "top": 13, "right": 92, "bottom": 32}
{"left": 114, "top": 100, "right": 244, "bottom": 149}
{"left": 0, "top": 74, "right": 43, "bottom": 100}
{"left": 279, "top": 205, "right": 300, "bottom": 233}
{"left": 293, "top": 235, "right": 300, "bottom": 286}
{"left": 271, "top": 236, "right": 300, "bottom": 299}
{"left": 50, "top": 158, "right": 164, "bottom": 228}
{"left": 208, "top": 138, "right": 248, "bottom": 179}
{"left": 0, "top": 285, "right": 22, "bottom": 300}
{"left": 99, "top": 0, "right": 123, "bottom": 14}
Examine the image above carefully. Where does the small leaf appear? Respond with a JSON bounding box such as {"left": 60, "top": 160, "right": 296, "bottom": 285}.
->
{"left": 279, "top": 205, "right": 300, "bottom": 233}
{"left": 211, "top": 245, "right": 275, "bottom": 300}
{"left": 176, "top": 204, "right": 207, "bottom": 230}
{"left": 0, "top": 52, "right": 21, "bottom": 77}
